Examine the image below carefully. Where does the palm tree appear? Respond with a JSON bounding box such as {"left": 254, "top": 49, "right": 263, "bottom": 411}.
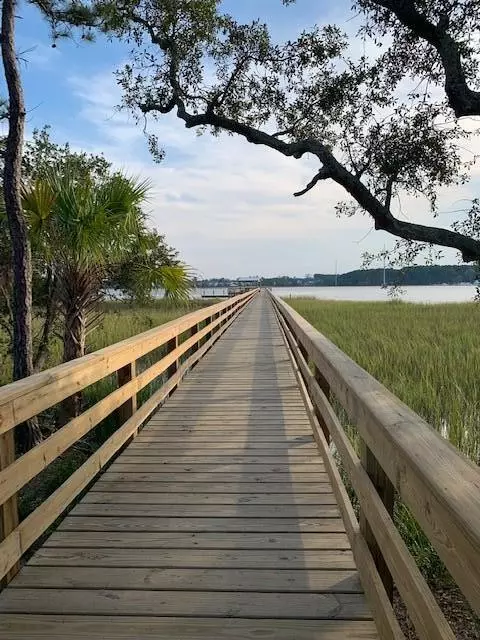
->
{"left": 22, "top": 169, "right": 191, "bottom": 416}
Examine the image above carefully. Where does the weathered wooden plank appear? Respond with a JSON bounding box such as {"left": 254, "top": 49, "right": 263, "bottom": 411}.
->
{"left": 128, "top": 441, "right": 316, "bottom": 450}
{"left": 93, "top": 481, "right": 331, "bottom": 494}
{"left": 44, "top": 531, "right": 352, "bottom": 550}
{"left": 71, "top": 503, "right": 341, "bottom": 518}
{"left": 98, "top": 471, "right": 329, "bottom": 483}
{"left": 58, "top": 516, "right": 346, "bottom": 533}
{"left": 109, "top": 462, "right": 325, "bottom": 473}
{"left": 82, "top": 492, "right": 336, "bottom": 505}
{"left": 143, "top": 427, "right": 313, "bottom": 433}
{"left": 113, "top": 455, "right": 320, "bottom": 464}
{"left": 29, "top": 547, "right": 355, "bottom": 569}
{"left": 134, "top": 435, "right": 315, "bottom": 443}
{"left": 123, "top": 447, "right": 319, "bottom": 456}
{"left": 12, "top": 566, "right": 362, "bottom": 592}
{"left": 0, "top": 616, "right": 379, "bottom": 639}
{"left": 0, "top": 589, "right": 372, "bottom": 619}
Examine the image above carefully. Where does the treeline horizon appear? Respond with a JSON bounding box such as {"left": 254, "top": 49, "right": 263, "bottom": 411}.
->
{"left": 198, "top": 264, "right": 479, "bottom": 288}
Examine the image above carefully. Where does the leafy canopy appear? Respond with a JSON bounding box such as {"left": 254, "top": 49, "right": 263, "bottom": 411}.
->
{"left": 33, "top": 0, "right": 480, "bottom": 262}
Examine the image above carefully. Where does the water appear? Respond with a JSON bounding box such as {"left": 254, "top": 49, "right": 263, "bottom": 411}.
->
{"left": 196, "top": 285, "right": 478, "bottom": 303}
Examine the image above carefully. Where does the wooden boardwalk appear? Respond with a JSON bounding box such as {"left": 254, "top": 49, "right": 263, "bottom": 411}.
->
{"left": 0, "top": 293, "right": 378, "bottom": 638}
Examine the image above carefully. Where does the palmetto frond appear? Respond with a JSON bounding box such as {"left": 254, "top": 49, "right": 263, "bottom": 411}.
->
{"left": 22, "top": 169, "right": 151, "bottom": 267}
{"left": 157, "top": 265, "right": 194, "bottom": 301}
{"left": 130, "top": 262, "right": 194, "bottom": 302}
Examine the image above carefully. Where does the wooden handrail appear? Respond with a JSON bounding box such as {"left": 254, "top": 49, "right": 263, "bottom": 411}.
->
{"left": 0, "top": 290, "right": 256, "bottom": 434}
{"left": 0, "top": 289, "right": 258, "bottom": 583}
{"left": 270, "top": 292, "right": 480, "bottom": 640}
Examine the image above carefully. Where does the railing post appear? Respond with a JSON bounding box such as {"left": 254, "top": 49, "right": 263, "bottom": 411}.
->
{"left": 360, "top": 443, "right": 394, "bottom": 601}
{"left": 166, "top": 336, "right": 179, "bottom": 395}
{"left": 187, "top": 322, "right": 200, "bottom": 361}
{"left": 116, "top": 361, "right": 137, "bottom": 429}
{"left": 0, "top": 429, "right": 19, "bottom": 585}
{"left": 205, "top": 314, "right": 214, "bottom": 342}
{"left": 313, "top": 365, "right": 331, "bottom": 444}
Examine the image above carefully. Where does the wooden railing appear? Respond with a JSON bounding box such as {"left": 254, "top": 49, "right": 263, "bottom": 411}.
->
{"left": 0, "top": 289, "right": 258, "bottom": 584}
{"left": 270, "top": 292, "right": 480, "bottom": 640}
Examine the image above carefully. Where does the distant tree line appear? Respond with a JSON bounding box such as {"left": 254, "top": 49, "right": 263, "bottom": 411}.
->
{"left": 251, "top": 265, "right": 478, "bottom": 288}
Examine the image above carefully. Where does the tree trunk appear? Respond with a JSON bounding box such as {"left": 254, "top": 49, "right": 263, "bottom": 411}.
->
{"left": 33, "top": 267, "right": 57, "bottom": 372}
{"left": 1, "top": 0, "right": 41, "bottom": 452}
{"left": 62, "top": 298, "right": 86, "bottom": 419}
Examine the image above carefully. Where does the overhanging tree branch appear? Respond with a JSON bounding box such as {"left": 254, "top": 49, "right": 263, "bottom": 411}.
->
{"left": 102, "top": 2, "right": 480, "bottom": 262}
{"left": 163, "top": 96, "right": 480, "bottom": 261}
{"left": 370, "top": 0, "right": 480, "bottom": 117}
{"left": 294, "top": 168, "right": 331, "bottom": 196}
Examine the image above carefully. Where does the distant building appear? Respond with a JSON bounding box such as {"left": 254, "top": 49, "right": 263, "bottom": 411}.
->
{"left": 228, "top": 277, "right": 260, "bottom": 296}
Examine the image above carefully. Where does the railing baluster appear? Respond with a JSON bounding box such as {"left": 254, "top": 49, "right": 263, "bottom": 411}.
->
{"left": 0, "top": 429, "right": 19, "bottom": 584}
{"left": 116, "top": 361, "right": 137, "bottom": 430}
{"left": 189, "top": 322, "right": 200, "bottom": 359}
{"left": 166, "top": 336, "right": 179, "bottom": 396}
{"left": 313, "top": 365, "right": 331, "bottom": 444}
{"left": 360, "top": 443, "right": 395, "bottom": 601}
{"left": 205, "top": 314, "right": 214, "bottom": 341}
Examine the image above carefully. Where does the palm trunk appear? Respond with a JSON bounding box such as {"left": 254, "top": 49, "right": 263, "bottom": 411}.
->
{"left": 62, "top": 297, "right": 86, "bottom": 419}
{"left": 1, "top": 0, "right": 41, "bottom": 451}
{"left": 33, "top": 267, "right": 57, "bottom": 372}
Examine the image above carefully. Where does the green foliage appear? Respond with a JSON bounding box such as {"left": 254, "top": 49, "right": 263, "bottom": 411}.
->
{"left": 355, "top": 0, "right": 480, "bottom": 89}
{"left": 22, "top": 126, "right": 111, "bottom": 182}
{"left": 1, "top": 127, "right": 192, "bottom": 370}
{"left": 31, "top": 2, "right": 480, "bottom": 257}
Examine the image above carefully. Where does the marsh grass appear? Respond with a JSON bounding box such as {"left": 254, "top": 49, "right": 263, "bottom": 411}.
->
{"left": 289, "top": 298, "right": 480, "bottom": 462}
{"left": 288, "top": 297, "right": 480, "bottom": 588}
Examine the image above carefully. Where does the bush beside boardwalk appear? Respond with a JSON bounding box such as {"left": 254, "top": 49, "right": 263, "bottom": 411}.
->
{"left": 289, "top": 297, "right": 480, "bottom": 639}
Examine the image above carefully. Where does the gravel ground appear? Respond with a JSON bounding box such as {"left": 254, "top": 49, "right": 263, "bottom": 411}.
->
{"left": 394, "top": 583, "right": 480, "bottom": 639}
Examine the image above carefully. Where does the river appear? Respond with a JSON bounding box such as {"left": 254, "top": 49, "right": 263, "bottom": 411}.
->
{"left": 196, "top": 285, "right": 478, "bottom": 303}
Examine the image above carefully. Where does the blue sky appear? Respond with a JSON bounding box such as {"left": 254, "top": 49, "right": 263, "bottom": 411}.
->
{"left": 2, "top": 0, "right": 477, "bottom": 277}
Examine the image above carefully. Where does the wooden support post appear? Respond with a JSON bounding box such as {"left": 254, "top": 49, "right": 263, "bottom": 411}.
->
{"left": 166, "top": 336, "right": 179, "bottom": 396}
{"left": 298, "top": 340, "right": 309, "bottom": 363}
{"left": 205, "top": 315, "right": 213, "bottom": 342}
{"left": 360, "top": 442, "right": 395, "bottom": 601}
{"left": 187, "top": 322, "right": 200, "bottom": 360}
{"left": 0, "top": 429, "right": 19, "bottom": 585}
{"left": 313, "top": 364, "right": 331, "bottom": 444}
{"left": 116, "top": 361, "right": 137, "bottom": 429}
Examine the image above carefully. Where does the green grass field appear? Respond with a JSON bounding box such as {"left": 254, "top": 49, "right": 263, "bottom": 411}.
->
{"left": 288, "top": 297, "right": 480, "bottom": 463}
{"left": 288, "top": 297, "right": 480, "bottom": 598}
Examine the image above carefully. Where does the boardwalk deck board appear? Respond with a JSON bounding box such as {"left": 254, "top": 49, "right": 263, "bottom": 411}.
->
{"left": 0, "top": 293, "right": 378, "bottom": 639}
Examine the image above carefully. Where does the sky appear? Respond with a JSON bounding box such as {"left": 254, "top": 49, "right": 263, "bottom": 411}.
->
{"left": 2, "top": 0, "right": 479, "bottom": 278}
